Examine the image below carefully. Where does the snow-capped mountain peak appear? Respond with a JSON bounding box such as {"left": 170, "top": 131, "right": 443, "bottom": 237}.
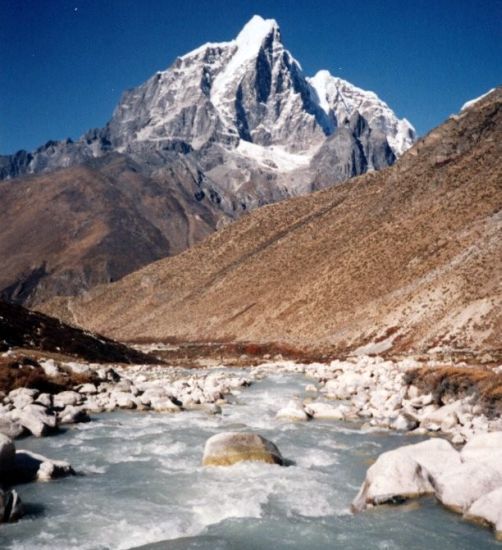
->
{"left": 308, "top": 70, "right": 416, "bottom": 156}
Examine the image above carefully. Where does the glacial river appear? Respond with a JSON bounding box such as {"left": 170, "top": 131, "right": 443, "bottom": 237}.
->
{"left": 1, "top": 370, "right": 499, "bottom": 549}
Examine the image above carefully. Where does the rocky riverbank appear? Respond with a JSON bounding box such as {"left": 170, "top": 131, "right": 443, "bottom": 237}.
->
{"left": 1, "top": 351, "right": 500, "bottom": 539}
{"left": 255, "top": 355, "right": 502, "bottom": 444}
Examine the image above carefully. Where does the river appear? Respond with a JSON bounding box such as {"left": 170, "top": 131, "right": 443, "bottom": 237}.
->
{"left": 1, "top": 370, "right": 499, "bottom": 549}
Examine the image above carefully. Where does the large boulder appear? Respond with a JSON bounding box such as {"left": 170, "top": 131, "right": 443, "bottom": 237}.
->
{"left": 202, "top": 432, "right": 284, "bottom": 467}
{"left": 14, "top": 450, "right": 75, "bottom": 482}
{"left": 352, "top": 438, "right": 461, "bottom": 511}
{"left": 465, "top": 487, "right": 502, "bottom": 541}
{"left": 432, "top": 462, "right": 502, "bottom": 513}
{"left": 0, "top": 489, "right": 24, "bottom": 523}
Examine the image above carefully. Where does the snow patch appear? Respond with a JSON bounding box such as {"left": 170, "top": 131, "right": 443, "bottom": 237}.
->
{"left": 236, "top": 140, "right": 312, "bottom": 171}
{"left": 461, "top": 89, "right": 495, "bottom": 112}
{"left": 211, "top": 15, "right": 279, "bottom": 117}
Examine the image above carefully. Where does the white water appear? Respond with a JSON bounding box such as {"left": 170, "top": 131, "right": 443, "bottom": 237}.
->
{"left": 1, "top": 370, "right": 499, "bottom": 549}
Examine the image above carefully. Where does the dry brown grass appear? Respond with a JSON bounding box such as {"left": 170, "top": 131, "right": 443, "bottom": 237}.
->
{"left": 0, "top": 356, "right": 96, "bottom": 394}
{"left": 405, "top": 366, "right": 502, "bottom": 416}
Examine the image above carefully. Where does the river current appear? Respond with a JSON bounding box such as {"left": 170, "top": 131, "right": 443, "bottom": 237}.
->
{"left": 1, "top": 370, "right": 499, "bottom": 549}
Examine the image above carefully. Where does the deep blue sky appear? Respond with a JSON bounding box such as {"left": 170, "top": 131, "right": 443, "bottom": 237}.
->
{"left": 1, "top": 0, "right": 501, "bottom": 154}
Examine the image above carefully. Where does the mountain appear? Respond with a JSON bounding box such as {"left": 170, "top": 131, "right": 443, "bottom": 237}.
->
{"left": 42, "top": 88, "right": 501, "bottom": 357}
{"left": 0, "top": 15, "right": 415, "bottom": 306}
{"left": 0, "top": 154, "right": 229, "bottom": 306}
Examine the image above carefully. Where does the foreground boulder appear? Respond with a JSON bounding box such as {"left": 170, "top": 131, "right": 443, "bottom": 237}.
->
{"left": 352, "top": 438, "right": 461, "bottom": 511}
{"left": 466, "top": 487, "right": 502, "bottom": 541}
{"left": 14, "top": 450, "right": 75, "bottom": 482}
{"left": 0, "top": 489, "right": 24, "bottom": 523}
{"left": 353, "top": 434, "right": 502, "bottom": 540}
{"left": 202, "top": 432, "right": 284, "bottom": 467}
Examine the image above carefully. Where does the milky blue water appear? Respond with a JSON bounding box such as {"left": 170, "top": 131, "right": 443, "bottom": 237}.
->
{"left": 1, "top": 371, "right": 499, "bottom": 549}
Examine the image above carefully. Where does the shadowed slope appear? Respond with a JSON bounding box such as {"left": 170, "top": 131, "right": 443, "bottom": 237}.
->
{"left": 0, "top": 155, "right": 227, "bottom": 306}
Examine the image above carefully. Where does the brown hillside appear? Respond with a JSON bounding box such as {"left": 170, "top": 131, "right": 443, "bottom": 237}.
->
{"left": 42, "top": 89, "right": 502, "bottom": 356}
{"left": 0, "top": 155, "right": 227, "bottom": 306}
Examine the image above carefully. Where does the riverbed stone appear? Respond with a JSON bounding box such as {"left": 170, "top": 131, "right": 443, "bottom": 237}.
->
{"left": 14, "top": 450, "right": 75, "bottom": 482}
{"left": 305, "top": 402, "right": 345, "bottom": 420}
{"left": 53, "top": 391, "right": 82, "bottom": 408}
{"left": 17, "top": 404, "right": 57, "bottom": 437}
{"left": 0, "top": 489, "right": 24, "bottom": 523}
{"left": 276, "top": 400, "right": 310, "bottom": 421}
{"left": 352, "top": 438, "right": 461, "bottom": 511}
{"left": 465, "top": 487, "right": 502, "bottom": 541}
{"left": 0, "top": 417, "right": 25, "bottom": 439}
{"left": 203, "top": 432, "right": 284, "bottom": 467}
{"left": 58, "top": 405, "right": 91, "bottom": 425}
{"left": 0, "top": 434, "right": 15, "bottom": 474}
{"left": 432, "top": 462, "right": 502, "bottom": 513}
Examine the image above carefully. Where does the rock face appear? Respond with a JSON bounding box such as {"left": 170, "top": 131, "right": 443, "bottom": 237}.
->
{"left": 46, "top": 87, "right": 501, "bottom": 355}
{"left": 0, "top": 15, "right": 414, "bottom": 307}
{"left": 202, "top": 431, "right": 284, "bottom": 467}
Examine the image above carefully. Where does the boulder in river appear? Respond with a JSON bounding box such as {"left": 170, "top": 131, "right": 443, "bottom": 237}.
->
{"left": 465, "top": 487, "right": 502, "bottom": 541}
{"left": 276, "top": 400, "right": 310, "bottom": 421}
{"left": 352, "top": 438, "right": 461, "bottom": 511}
{"left": 14, "top": 450, "right": 75, "bottom": 482}
{"left": 202, "top": 432, "right": 284, "bottom": 467}
{"left": 0, "top": 433, "right": 16, "bottom": 475}
{"left": 0, "top": 489, "right": 24, "bottom": 523}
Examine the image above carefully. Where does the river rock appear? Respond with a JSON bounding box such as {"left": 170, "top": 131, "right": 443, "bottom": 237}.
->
{"left": 35, "top": 393, "right": 53, "bottom": 408}
{"left": 17, "top": 404, "right": 57, "bottom": 437}
{"left": 305, "top": 402, "right": 345, "bottom": 420}
{"left": 352, "top": 438, "right": 461, "bottom": 511}
{"left": 461, "top": 432, "right": 502, "bottom": 468}
{"left": 202, "top": 432, "right": 284, "bottom": 467}
{"left": 465, "top": 487, "right": 502, "bottom": 541}
{"left": 0, "top": 417, "right": 25, "bottom": 439}
{"left": 150, "top": 397, "right": 181, "bottom": 412}
{"left": 0, "top": 489, "right": 24, "bottom": 523}
{"left": 420, "top": 400, "right": 464, "bottom": 432}
{"left": 53, "top": 391, "right": 82, "bottom": 408}
{"left": 78, "top": 383, "right": 98, "bottom": 395}
{"left": 9, "top": 388, "right": 39, "bottom": 410}
{"left": 0, "top": 434, "right": 15, "bottom": 474}
{"left": 276, "top": 400, "right": 310, "bottom": 421}
{"left": 14, "top": 450, "right": 75, "bottom": 482}
{"left": 432, "top": 462, "right": 502, "bottom": 513}
{"left": 58, "top": 405, "right": 91, "bottom": 425}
